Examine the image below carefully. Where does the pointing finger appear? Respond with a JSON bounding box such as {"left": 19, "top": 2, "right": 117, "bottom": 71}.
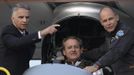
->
{"left": 52, "top": 24, "right": 60, "bottom": 27}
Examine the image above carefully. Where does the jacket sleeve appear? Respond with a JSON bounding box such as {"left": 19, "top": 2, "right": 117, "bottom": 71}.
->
{"left": 1, "top": 32, "right": 41, "bottom": 49}
{"left": 96, "top": 29, "right": 134, "bottom": 68}
{"left": 81, "top": 41, "right": 108, "bottom": 62}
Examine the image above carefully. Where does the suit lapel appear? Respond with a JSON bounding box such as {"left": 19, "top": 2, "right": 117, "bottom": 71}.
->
{"left": 10, "top": 24, "right": 23, "bottom": 37}
{"left": 25, "top": 31, "right": 28, "bottom": 35}
{"left": 105, "top": 37, "right": 111, "bottom": 49}
{"left": 11, "top": 24, "right": 28, "bottom": 37}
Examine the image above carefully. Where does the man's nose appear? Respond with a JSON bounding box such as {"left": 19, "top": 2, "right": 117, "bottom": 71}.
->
{"left": 72, "top": 47, "right": 76, "bottom": 51}
{"left": 22, "top": 17, "right": 27, "bottom": 22}
{"left": 107, "top": 20, "right": 111, "bottom": 25}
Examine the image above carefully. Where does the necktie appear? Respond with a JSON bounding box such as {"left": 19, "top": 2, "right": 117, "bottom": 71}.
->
{"left": 22, "top": 32, "right": 25, "bottom": 36}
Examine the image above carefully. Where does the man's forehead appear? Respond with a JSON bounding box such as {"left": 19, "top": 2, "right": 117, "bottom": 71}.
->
{"left": 100, "top": 7, "right": 115, "bottom": 16}
{"left": 12, "top": 8, "right": 29, "bottom": 16}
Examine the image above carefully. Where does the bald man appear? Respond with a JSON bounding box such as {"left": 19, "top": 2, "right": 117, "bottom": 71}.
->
{"left": 83, "top": 6, "right": 134, "bottom": 75}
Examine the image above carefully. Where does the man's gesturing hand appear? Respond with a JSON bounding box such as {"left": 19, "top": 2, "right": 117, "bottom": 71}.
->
{"left": 40, "top": 24, "right": 60, "bottom": 37}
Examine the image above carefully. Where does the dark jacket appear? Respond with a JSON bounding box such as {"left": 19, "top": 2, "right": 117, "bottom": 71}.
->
{"left": 82, "top": 22, "right": 134, "bottom": 75}
{"left": 0, "top": 24, "right": 41, "bottom": 75}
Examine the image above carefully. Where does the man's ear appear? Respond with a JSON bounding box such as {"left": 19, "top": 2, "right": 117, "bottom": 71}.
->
{"left": 81, "top": 50, "right": 83, "bottom": 53}
{"left": 63, "top": 50, "right": 65, "bottom": 56}
{"left": 116, "top": 14, "right": 119, "bottom": 21}
{"left": 80, "top": 47, "right": 85, "bottom": 53}
{"left": 11, "top": 16, "right": 14, "bottom": 22}
{"left": 11, "top": 16, "right": 13, "bottom": 20}
{"left": 100, "top": 20, "right": 103, "bottom": 26}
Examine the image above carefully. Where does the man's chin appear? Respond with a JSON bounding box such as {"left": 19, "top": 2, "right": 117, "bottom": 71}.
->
{"left": 107, "top": 29, "right": 114, "bottom": 33}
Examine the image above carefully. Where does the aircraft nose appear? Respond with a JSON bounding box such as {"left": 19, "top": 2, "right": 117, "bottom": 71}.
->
{"left": 23, "top": 64, "right": 92, "bottom": 75}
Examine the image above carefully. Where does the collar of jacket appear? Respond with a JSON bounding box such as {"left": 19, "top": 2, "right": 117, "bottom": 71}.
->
{"left": 65, "top": 60, "right": 81, "bottom": 66}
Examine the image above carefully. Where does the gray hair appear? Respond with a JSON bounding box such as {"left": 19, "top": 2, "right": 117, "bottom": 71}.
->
{"left": 12, "top": 3, "right": 30, "bottom": 14}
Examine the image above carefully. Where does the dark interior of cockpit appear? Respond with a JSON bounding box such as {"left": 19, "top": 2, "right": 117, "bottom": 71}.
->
{"left": 55, "top": 16, "right": 105, "bottom": 49}
{"left": 42, "top": 16, "right": 105, "bottom": 63}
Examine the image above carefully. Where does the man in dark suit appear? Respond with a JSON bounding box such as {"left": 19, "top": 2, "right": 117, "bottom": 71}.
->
{"left": 0, "top": 3, "right": 60, "bottom": 75}
{"left": 84, "top": 6, "right": 134, "bottom": 75}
